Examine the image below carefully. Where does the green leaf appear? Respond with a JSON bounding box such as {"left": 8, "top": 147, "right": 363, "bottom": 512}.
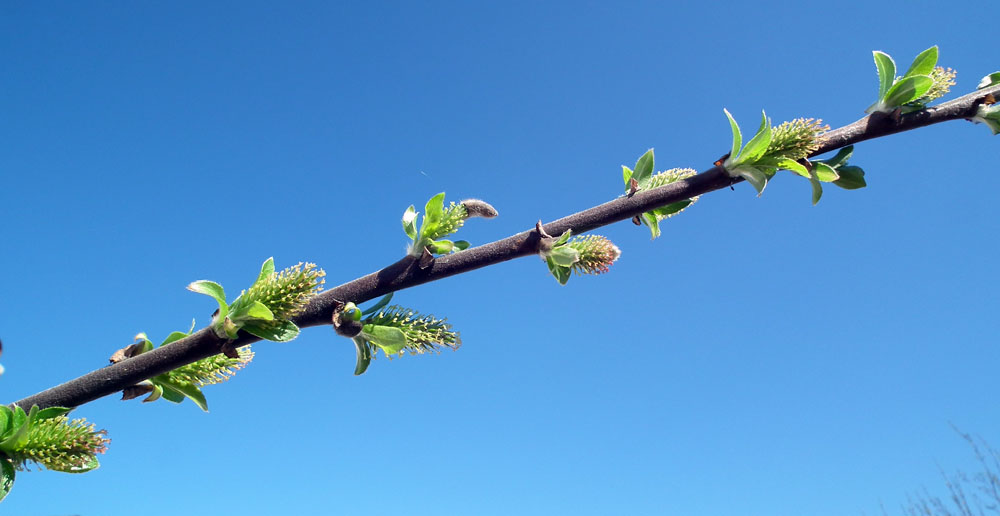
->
{"left": 187, "top": 280, "right": 229, "bottom": 320}
{"left": 353, "top": 337, "right": 373, "bottom": 376}
{"left": 428, "top": 239, "right": 454, "bottom": 254}
{"left": 632, "top": 149, "right": 655, "bottom": 187}
{"left": 738, "top": 111, "right": 772, "bottom": 165}
{"left": 809, "top": 169, "right": 823, "bottom": 206}
{"left": 242, "top": 301, "right": 274, "bottom": 321}
{"left": 158, "top": 385, "right": 185, "bottom": 403}
{"left": 883, "top": 75, "right": 933, "bottom": 108}
{"left": 902, "top": 46, "right": 937, "bottom": 79}
{"left": 554, "top": 229, "right": 572, "bottom": 246}
{"left": 0, "top": 412, "right": 30, "bottom": 452}
{"left": 873, "top": 51, "right": 897, "bottom": 100}
{"left": 0, "top": 407, "right": 10, "bottom": 437}
{"left": 0, "top": 459, "right": 14, "bottom": 502}
{"left": 35, "top": 407, "right": 72, "bottom": 420}
{"left": 158, "top": 379, "right": 209, "bottom": 412}
{"left": 423, "top": 193, "right": 446, "bottom": 231}
{"left": 978, "top": 72, "right": 1000, "bottom": 89}
{"left": 145, "top": 384, "right": 163, "bottom": 402}
{"left": 402, "top": 205, "right": 418, "bottom": 241}
{"left": 242, "top": 320, "right": 301, "bottom": 342}
{"left": 548, "top": 246, "right": 580, "bottom": 267}
{"left": 363, "top": 325, "right": 408, "bottom": 355}
{"left": 832, "top": 166, "right": 867, "bottom": 189}
{"left": 361, "top": 293, "right": 394, "bottom": 316}
{"left": 770, "top": 157, "right": 809, "bottom": 178}
{"left": 819, "top": 146, "right": 854, "bottom": 169}
{"left": 651, "top": 199, "right": 693, "bottom": 218}
{"left": 733, "top": 165, "right": 768, "bottom": 195}
{"left": 621, "top": 165, "right": 633, "bottom": 190}
{"left": 723, "top": 108, "right": 742, "bottom": 163}
{"left": 255, "top": 257, "right": 275, "bottom": 285}
{"left": 641, "top": 211, "right": 660, "bottom": 239}
{"left": 812, "top": 162, "right": 840, "bottom": 182}
{"left": 453, "top": 240, "right": 470, "bottom": 251}
{"left": 49, "top": 454, "right": 100, "bottom": 474}
{"left": 161, "top": 331, "right": 191, "bottom": 346}
{"left": 546, "top": 258, "right": 571, "bottom": 285}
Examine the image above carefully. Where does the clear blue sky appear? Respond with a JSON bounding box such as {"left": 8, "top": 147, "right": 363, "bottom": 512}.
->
{"left": 2, "top": 2, "right": 998, "bottom": 515}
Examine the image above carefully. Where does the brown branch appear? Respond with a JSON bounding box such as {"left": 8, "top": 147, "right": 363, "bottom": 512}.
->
{"left": 12, "top": 84, "right": 999, "bottom": 411}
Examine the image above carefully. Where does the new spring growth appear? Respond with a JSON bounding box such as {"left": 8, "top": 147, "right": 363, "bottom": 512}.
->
{"left": 111, "top": 324, "right": 253, "bottom": 412}
{"left": 971, "top": 72, "right": 1000, "bottom": 134}
{"left": 333, "top": 293, "right": 461, "bottom": 375}
{"left": 720, "top": 110, "right": 865, "bottom": 204}
{"left": 403, "top": 193, "right": 497, "bottom": 268}
{"left": 0, "top": 405, "right": 109, "bottom": 502}
{"left": 865, "top": 46, "right": 956, "bottom": 115}
{"left": 537, "top": 226, "right": 621, "bottom": 285}
{"left": 621, "top": 149, "right": 698, "bottom": 239}
{"left": 188, "top": 257, "right": 325, "bottom": 345}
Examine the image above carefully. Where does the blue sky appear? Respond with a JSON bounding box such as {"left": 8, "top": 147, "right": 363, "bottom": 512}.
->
{"left": 1, "top": 2, "right": 998, "bottom": 514}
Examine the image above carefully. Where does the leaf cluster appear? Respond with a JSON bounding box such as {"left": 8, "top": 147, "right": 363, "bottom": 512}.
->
{"left": 866, "top": 46, "right": 955, "bottom": 114}
{"left": 116, "top": 325, "right": 253, "bottom": 412}
{"left": 188, "top": 257, "right": 324, "bottom": 343}
{"left": 621, "top": 149, "right": 697, "bottom": 239}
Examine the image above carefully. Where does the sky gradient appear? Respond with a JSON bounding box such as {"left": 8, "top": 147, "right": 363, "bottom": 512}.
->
{"left": 1, "top": 2, "right": 998, "bottom": 515}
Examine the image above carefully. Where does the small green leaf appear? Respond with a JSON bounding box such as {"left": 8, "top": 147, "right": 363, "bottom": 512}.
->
{"left": 0, "top": 407, "right": 11, "bottom": 436}
{"left": 161, "top": 331, "right": 190, "bottom": 346}
{"left": 883, "top": 75, "right": 933, "bottom": 108}
{"left": 363, "top": 325, "right": 408, "bottom": 355}
{"left": 723, "top": 108, "right": 742, "bottom": 162}
{"left": 978, "top": 72, "right": 1000, "bottom": 89}
{"left": 242, "top": 320, "right": 301, "bottom": 342}
{"left": 546, "top": 258, "right": 571, "bottom": 285}
{"left": 361, "top": 293, "right": 394, "bottom": 316}
{"left": 622, "top": 165, "right": 634, "bottom": 190}
{"left": 158, "top": 385, "right": 185, "bottom": 403}
{"left": 255, "top": 257, "right": 275, "bottom": 285}
{"left": 734, "top": 165, "right": 768, "bottom": 195}
{"left": 145, "top": 384, "right": 163, "bottom": 402}
{"left": 738, "top": 111, "right": 772, "bottom": 165}
{"left": 187, "top": 280, "right": 229, "bottom": 320}
{"left": 819, "top": 146, "right": 854, "bottom": 169}
{"left": 242, "top": 301, "right": 274, "bottom": 321}
{"left": 428, "top": 239, "right": 454, "bottom": 254}
{"left": 402, "top": 205, "right": 418, "bottom": 241}
{"left": 49, "top": 454, "right": 100, "bottom": 474}
{"left": 873, "top": 51, "right": 897, "bottom": 100}
{"left": 640, "top": 211, "right": 660, "bottom": 239}
{"left": 353, "top": 337, "right": 373, "bottom": 375}
{"left": 812, "top": 162, "right": 840, "bottom": 182}
{"left": 771, "top": 157, "right": 809, "bottom": 178}
{"left": 902, "top": 46, "right": 937, "bottom": 79}
{"left": 158, "top": 379, "right": 209, "bottom": 412}
{"left": 554, "top": 229, "right": 572, "bottom": 246}
{"left": 809, "top": 169, "right": 823, "bottom": 206}
{"left": 453, "top": 240, "right": 470, "bottom": 251}
{"left": 423, "top": 193, "right": 446, "bottom": 229}
{"left": 832, "top": 166, "right": 867, "bottom": 189}
{"left": 0, "top": 459, "right": 14, "bottom": 502}
{"left": 632, "top": 149, "right": 655, "bottom": 187}
{"left": 548, "top": 246, "right": 580, "bottom": 267}
{"left": 651, "top": 199, "right": 693, "bottom": 218}
{"left": 35, "top": 407, "right": 72, "bottom": 421}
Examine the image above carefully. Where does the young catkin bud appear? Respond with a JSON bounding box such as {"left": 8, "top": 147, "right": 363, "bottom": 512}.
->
{"left": 460, "top": 199, "right": 498, "bottom": 219}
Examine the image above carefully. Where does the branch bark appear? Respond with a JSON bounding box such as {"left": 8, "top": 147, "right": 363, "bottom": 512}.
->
{"left": 12, "top": 84, "right": 999, "bottom": 411}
